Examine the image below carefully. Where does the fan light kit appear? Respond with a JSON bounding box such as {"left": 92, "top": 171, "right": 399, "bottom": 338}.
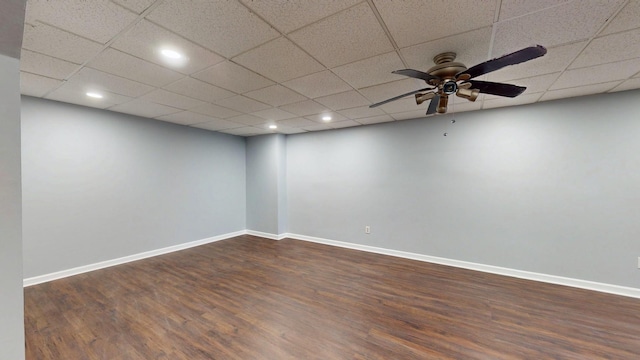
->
{"left": 370, "top": 45, "right": 547, "bottom": 115}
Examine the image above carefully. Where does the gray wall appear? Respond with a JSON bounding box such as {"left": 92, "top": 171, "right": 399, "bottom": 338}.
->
{"left": 0, "top": 54, "right": 24, "bottom": 359}
{"left": 246, "top": 134, "right": 287, "bottom": 235}
{"left": 21, "top": 97, "right": 246, "bottom": 278}
{"left": 287, "top": 90, "right": 640, "bottom": 288}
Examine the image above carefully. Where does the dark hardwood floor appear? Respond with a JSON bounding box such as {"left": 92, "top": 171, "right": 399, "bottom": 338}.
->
{"left": 24, "top": 235, "right": 640, "bottom": 359}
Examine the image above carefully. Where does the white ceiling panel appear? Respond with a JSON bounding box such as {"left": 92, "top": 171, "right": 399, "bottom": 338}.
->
{"left": 279, "top": 100, "right": 329, "bottom": 116}
{"left": 272, "top": 126, "right": 307, "bottom": 135}
{"left": 193, "top": 61, "right": 274, "bottom": 94}
{"left": 22, "top": 22, "right": 103, "bottom": 64}
{"left": 251, "top": 108, "right": 297, "bottom": 121}
{"left": 355, "top": 114, "right": 394, "bottom": 125}
{"left": 146, "top": 0, "right": 279, "bottom": 57}
{"left": 240, "top": 0, "right": 360, "bottom": 34}
{"left": 88, "top": 48, "right": 183, "bottom": 87}
{"left": 244, "top": 85, "right": 307, "bottom": 107}
{"left": 339, "top": 106, "right": 386, "bottom": 120}
{"left": 214, "top": 95, "right": 271, "bottom": 113}
{"left": 305, "top": 112, "right": 347, "bottom": 123}
{"left": 140, "top": 89, "right": 208, "bottom": 110}
{"left": 373, "top": 0, "right": 496, "bottom": 48}
{"left": 289, "top": 3, "right": 393, "bottom": 68}
{"left": 314, "top": 91, "right": 370, "bottom": 111}
{"left": 19, "top": 0, "right": 640, "bottom": 136}
{"left": 111, "top": 20, "right": 225, "bottom": 75}
{"left": 569, "top": 28, "right": 640, "bottom": 69}
{"left": 233, "top": 37, "right": 324, "bottom": 83}
{"left": 218, "top": 126, "right": 271, "bottom": 136}
{"left": 20, "top": 72, "right": 63, "bottom": 97}
{"left": 540, "top": 81, "right": 621, "bottom": 102}
{"left": 163, "top": 77, "right": 235, "bottom": 103}
{"left": 401, "top": 28, "right": 493, "bottom": 75}
{"left": 25, "top": 0, "right": 137, "bottom": 44}
{"left": 330, "top": 120, "right": 361, "bottom": 129}
{"left": 550, "top": 58, "right": 640, "bottom": 90}
{"left": 283, "top": 70, "right": 353, "bottom": 99}
{"left": 189, "top": 103, "right": 241, "bottom": 119}
{"left": 64, "top": 67, "right": 154, "bottom": 98}
{"left": 20, "top": 49, "right": 80, "bottom": 80}
{"left": 331, "top": 51, "right": 405, "bottom": 89}
{"left": 109, "top": 99, "right": 181, "bottom": 118}
{"left": 492, "top": 0, "right": 624, "bottom": 57}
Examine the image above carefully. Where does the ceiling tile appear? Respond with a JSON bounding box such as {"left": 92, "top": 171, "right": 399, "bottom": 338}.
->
{"left": 482, "top": 93, "right": 542, "bottom": 109}
{"left": 301, "top": 123, "right": 332, "bottom": 131}
{"left": 191, "top": 118, "right": 245, "bottom": 131}
{"left": 339, "top": 106, "right": 386, "bottom": 119}
{"left": 609, "top": 78, "right": 640, "bottom": 93}
{"left": 193, "top": 61, "right": 274, "bottom": 94}
{"left": 279, "top": 99, "right": 329, "bottom": 116}
{"left": 47, "top": 85, "right": 133, "bottom": 109}
{"left": 109, "top": 99, "right": 182, "bottom": 118}
{"left": 20, "top": 72, "right": 62, "bottom": 97}
{"left": 64, "top": 67, "right": 154, "bottom": 98}
{"left": 305, "top": 112, "right": 346, "bottom": 123}
{"left": 390, "top": 109, "right": 428, "bottom": 121}
{"left": 233, "top": 37, "right": 325, "bottom": 83}
{"left": 244, "top": 85, "right": 307, "bottom": 107}
{"left": 88, "top": 48, "right": 184, "bottom": 87}
{"left": 401, "top": 28, "right": 493, "bottom": 76}
{"left": 332, "top": 51, "right": 405, "bottom": 89}
{"left": 378, "top": 96, "right": 423, "bottom": 114}
{"left": 140, "top": 89, "right": 208, "bottom": 110}
{"left": 218, "top": 126, "right": 271, "bottom": 136}
{"left": 226, "top": 114, "right": 269, "bottom": 126}
{"left": 314, "top": 91, "right": 370, "bottom": 110}
{"left": 111, "top": 0, "right": 156, "bottom": 14}
{"left": 359, "top": 78, "right": 423, "bottom": 104}
{"left": 600, "top": 0, "right": 640, "bottom": 36}
{"left": 163, "top": 77, "right": 235, "bottom": 103}
{"left": 289, "top": 3, "right": 393, "bottom": 68}
{"left": 283, "top": 70, "right": 352, "bottom": 98}
{"left": 20, "top": 49, "right": 80, "bottom": 80}
{"left": 487, "top": 41, "right": 586, "bottom": 82}
{"left": 355, "top": 114, "right": 394, "bottom": 125}
{"left": 240, "top": 0, "right": 360, "bottom": 34}
{"left": 25, "top": 0, "right": 137, "bottom": 44}
{"left": 330, "top": 120, "right": 361, "bottom": 129}
{"left": 274, "top": 127, "right": 307, "bottom": 135}
{"left": 156, "top": 111, "right": 238, "bottom": 127}
{"left": 189, "top": 103, "right": 241, "bottom": 119}
{"left": 550, "top": 58, "right": 640, "bottom": 90}
{"left": 252, "top": 108, "right": 297, "bottom": 121}
{"left": 506, "top": 73, "right": 560, "bottom": 94}
{"left": 146, "top": 0, "right": 279, "bottom": 57}
{"left": 214, "top": 95, "right": 271, "bottom": 113}
{"left": 373, "top": 0, "right": 496, "bottom": 48}
{"left": 277, "top": 117, "right": 317, "bottom": 128}
{"left": 540, "top": 81, "right": 620, "bottom": 102}
{"left": 111, "top": 20, "right": 225, "bottom": 75}
{"left": 569, "top": 28, "right": 640, "bottom": 69}
{"left": 22, "top": 22, "right": 103, "bottom": 64}
{"left": 498, "top": 0, "right": 570, "bottom": 21}
{"left": 492, "top": 0, "right": 623, "bottom": 57}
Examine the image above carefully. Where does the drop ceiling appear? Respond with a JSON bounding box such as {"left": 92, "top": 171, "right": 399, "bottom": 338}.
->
{"left": 19, "top": 0, "right": 640, "bottom": 136}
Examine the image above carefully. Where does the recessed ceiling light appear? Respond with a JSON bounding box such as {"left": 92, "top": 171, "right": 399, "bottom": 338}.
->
{"left": 86, "top": 92, "right": 103, "bottom": 99}
{"left": 160, "top": 49, "right": 183, "bottom": 59}
{"left": 322, "top": 116, "right": 332, "bottom": 122}
{"left": 268, "top": 124, "right": 278, "bottom": 129}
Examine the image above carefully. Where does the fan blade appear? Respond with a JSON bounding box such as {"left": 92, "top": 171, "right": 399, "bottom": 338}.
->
{"left": 369, "top": 87, "right": 433, "bottom": 108}
{"left": 426, "top": 94, "right": 440, "bottom": 115}
{"left": 392, "top": 69, "right": 440, "bottom": 83}
{"left": 456, "top": 45, "right": 547, "bottom": 80}
{"left": 467, "top": 80, "right": 526, "bottom": 98}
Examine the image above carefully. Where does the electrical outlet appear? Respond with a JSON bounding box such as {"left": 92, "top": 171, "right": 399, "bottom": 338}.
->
{"left": 365, "top": 226, "right": 370, "bottom": 234}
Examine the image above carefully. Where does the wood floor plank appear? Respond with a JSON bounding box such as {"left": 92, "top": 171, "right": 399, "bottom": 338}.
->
{"left": 24, "top": 235, "right": 640, "bottom": 359}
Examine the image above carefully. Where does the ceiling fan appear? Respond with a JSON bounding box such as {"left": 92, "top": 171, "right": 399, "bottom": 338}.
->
{"left": 369, "top": 45, "right": 547, "bottom": 115}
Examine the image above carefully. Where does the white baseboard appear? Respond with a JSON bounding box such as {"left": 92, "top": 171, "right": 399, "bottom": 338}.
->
{"left": 246, "top": 229, "right": 287, "bottom": 240}
{"left": 283, "top": 233, "right": 640, "bottom": 299}
{"left": 23, "top": 230, "right": 246, "bottom": 287}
